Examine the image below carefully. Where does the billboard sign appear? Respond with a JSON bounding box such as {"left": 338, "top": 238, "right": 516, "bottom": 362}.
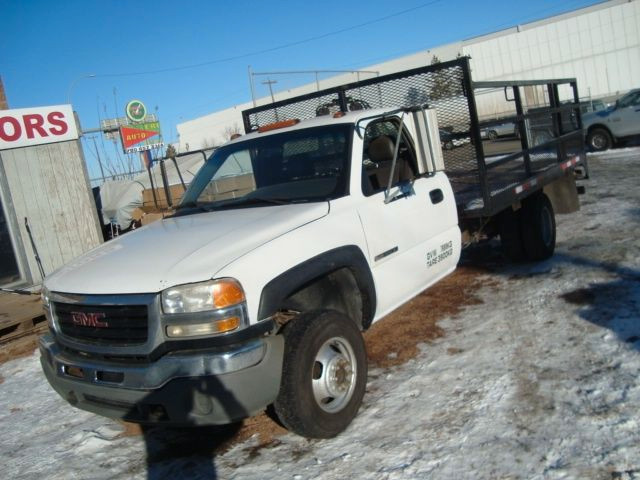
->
{"left": 119, "top": 121, "right": 163, "bottom": 153}
{"left": 0, "top": 105, "right": 79, "bottom": 151}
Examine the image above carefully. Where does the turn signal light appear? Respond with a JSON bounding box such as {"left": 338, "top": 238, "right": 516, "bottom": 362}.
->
{"left": 212, "top": 281, "right": 245, "bottom": 309}
{"left": 166, "top": 316, "right": 241, "bottom": 338}
{"left": 258, "top": 118, "right": 300, "bottom": 133}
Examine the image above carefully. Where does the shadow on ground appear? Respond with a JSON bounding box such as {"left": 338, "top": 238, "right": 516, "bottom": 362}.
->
{"left": 461, "top": 241, "right": 640, "bottom": 352}
{"left": 141, "top": 423, "right": 242, "bottom": 479}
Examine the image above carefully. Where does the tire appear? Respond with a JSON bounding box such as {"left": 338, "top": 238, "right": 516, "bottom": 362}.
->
{"left": 488, "top": 130, "right": 498, "bottom": 140}
{"left": 520, "top": 193, "right": 556, "bottom": 261}
{"left": 587, "top": 127, "right": 612, "bottom": 151}
{"left": 443, "top": 140, "right": 454, "bottom": 150}
{"left": 499, "top": 207, "right": 525, "bottom": 262}
{"left": 274, "top": 310, "right": 367, "bottom": 438}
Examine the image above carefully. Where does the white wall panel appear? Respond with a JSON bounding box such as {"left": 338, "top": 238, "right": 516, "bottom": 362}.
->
{"left": 0, "top": 140, "right": 103, "bottom": 283}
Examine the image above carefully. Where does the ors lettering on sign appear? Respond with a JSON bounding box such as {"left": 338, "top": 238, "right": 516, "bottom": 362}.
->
{"left": 0, "top": 105, "right": 79, "bottom": 151}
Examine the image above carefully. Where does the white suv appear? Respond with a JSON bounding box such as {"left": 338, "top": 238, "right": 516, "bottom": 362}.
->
{"left": 583, "top": 88, "right": 640, "bottom": 151}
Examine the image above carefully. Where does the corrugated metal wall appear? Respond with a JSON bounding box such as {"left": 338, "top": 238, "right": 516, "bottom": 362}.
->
{"left": 0, "top": 140, "right": 103, "bottom": 285}
{"left": 465, "top": 0, "right": 640, "bottom": 118}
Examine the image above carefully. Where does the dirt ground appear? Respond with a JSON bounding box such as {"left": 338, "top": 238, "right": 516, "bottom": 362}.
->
{"left": 0, "top": 334, "right": 42, "bottom": 364}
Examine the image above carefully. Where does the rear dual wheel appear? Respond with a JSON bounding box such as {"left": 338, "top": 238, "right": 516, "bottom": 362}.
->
{"left": 499, "top": 192, "right": 556, "bottom": 262}
{"left": 274, "top": 310, "right": 367, "bottom": 438}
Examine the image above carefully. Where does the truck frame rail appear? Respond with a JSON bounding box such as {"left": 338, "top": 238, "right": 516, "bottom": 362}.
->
{"left": 242, "top": 57, "right": 587, "bottom": 218}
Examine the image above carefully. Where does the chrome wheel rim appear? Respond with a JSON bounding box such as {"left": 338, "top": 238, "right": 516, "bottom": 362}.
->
{"left": 312, "top": 336, "right": 357, "bottom": 413}
{"left": 592, "top": 134, "right": 607, "bottom": 150}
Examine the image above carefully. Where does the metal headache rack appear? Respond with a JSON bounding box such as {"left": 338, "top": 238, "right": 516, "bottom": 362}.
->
{"left": 242, "top": 57, "right": 586, "bottom": 219}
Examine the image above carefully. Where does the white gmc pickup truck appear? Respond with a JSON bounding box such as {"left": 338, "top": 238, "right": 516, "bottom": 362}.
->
{"left": 40, "top": 58, "right": 587, "bottom": 438}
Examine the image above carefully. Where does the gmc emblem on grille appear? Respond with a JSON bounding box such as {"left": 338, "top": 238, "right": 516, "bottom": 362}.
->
{"left": 70, "top": 312, "right": 109, "bottom": 328}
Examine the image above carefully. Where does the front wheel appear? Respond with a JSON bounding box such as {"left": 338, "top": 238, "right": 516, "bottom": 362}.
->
{"left": 274, "top": 310, "right": 367, "bottom": 438}
{"left": 587, "top": 127, "right": 612, "bottom": 151}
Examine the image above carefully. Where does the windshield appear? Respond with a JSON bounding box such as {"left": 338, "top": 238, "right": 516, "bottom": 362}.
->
{"left": 617, "top": 90, "right": 640, "bottom": 109}
{"left": 179, "top": 124, "right": 352, "bottom": 210}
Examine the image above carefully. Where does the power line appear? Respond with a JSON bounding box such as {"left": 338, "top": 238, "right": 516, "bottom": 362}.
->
{"left": 95, "top": 0, "right": 444, "bottom": 78}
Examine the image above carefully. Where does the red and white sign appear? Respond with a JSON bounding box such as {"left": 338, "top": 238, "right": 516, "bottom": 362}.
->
{"left": 119, "top": 125, "right": 160, "bottom": 150}
{"left": 0, "top": 105, "right": 79, "bottom": 151}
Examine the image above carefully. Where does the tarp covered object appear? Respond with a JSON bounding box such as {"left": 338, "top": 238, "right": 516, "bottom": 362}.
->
{"left": 99, "top": 150, "right": 213, "bottom": 229}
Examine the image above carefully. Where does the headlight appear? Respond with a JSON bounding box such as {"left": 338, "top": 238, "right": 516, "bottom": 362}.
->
{"left": 161, "top": 278, "right": 248, "bottom": 338}
{"left": 162, "top": 278, "right": 245, "bottom": 314}
{"left": 41, "top": 285, "right": 51, "bottom": 309}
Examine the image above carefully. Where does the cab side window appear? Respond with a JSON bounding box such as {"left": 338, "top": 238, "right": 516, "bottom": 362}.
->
{"left": 361, "top": 119, "right": 418, "bottom": 196}
{"left": 618, "top": 91, "right": 640, "bottom": 108}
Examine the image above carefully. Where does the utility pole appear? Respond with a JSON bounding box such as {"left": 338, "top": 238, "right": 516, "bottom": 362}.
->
{"left": 262, "top": 78, "right": 277, "bottom": 103}
{"left": 262, "top": 78, "right": 279, "bottom": 121}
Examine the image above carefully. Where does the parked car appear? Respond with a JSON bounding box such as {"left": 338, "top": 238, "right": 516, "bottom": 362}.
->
{"left": 439, "top": 129, "right": 469, "bottom": 150}
{"left": 481, "top": 122, "right": 518, "bottom": 140}
{"left": 582, "top": 88, "right": 640, "bottom": 151}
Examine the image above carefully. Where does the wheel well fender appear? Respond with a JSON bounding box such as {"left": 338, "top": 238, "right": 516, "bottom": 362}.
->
{"left": 257, "top": 246, "right": 376, "bottom": 330}
{"left": 586, "top": 123, "right": 613, "bottom": 137}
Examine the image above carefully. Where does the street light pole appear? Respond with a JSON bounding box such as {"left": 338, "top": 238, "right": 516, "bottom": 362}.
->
{"left": 67, "top": 73, "right": 96, "bottom": 105}
{"left": 248, "top": 65, "right": 257, "bottom": 107}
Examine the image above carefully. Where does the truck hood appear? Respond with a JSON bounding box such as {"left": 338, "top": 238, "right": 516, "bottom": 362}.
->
{"left": 46, "top": 203, "right": 329, "bottom": 294}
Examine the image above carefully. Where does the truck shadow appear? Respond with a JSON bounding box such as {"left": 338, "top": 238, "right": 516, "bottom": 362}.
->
{"left": 553, "top": 253, "right": 640, "bottom": 352}
{"left": 461, "top": 244, "right": 640, "bottom": 352}
{"left": 125, "top": 374, "right": 248, "bottom": 479}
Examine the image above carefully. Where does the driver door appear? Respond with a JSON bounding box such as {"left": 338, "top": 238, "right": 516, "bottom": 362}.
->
{"left": 612, "top": 90, "right": 640, "bottom": 137}
{"left": 356, "top": 117, "right": 460, "bottom": 317}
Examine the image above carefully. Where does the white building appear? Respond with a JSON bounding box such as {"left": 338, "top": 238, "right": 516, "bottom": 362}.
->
{"left": 177, "top": 0, "right": 639, "bottom": 150}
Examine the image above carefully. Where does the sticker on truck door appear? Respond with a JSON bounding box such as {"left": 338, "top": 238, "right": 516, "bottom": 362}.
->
{"left": 427, "top": 240, "right": 453, "bottom": 267}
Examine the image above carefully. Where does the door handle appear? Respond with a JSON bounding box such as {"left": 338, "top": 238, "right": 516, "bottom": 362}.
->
{"left": 429, "top": 189, "right": 444, "bottom": 204}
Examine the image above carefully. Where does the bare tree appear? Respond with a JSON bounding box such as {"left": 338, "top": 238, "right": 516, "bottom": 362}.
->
{"left": 201, "top": 137, "right": 217, "bottom": 149}
{"left": 222, "top": 122, "right": 242, "bottom": 142}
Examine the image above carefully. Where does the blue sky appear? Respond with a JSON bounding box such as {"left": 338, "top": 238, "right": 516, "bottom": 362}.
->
{"left": 1, "top": 0, "right": 602, "bottom": 179}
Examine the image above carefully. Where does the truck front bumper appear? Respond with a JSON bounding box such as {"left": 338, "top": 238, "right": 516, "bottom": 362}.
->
{"left": 39, "top": 333, "right": 284, "bottom": 426}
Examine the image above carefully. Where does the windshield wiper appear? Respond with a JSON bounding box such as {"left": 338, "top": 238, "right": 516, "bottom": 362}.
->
{"left": 172, "top": 201, "right": 217, "bottom": 216}
{"left": 240, "top": 197, "right": 290, "bottom": 205}
{"left": 176, "top": 201, "right": 211, "bottom": 212}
